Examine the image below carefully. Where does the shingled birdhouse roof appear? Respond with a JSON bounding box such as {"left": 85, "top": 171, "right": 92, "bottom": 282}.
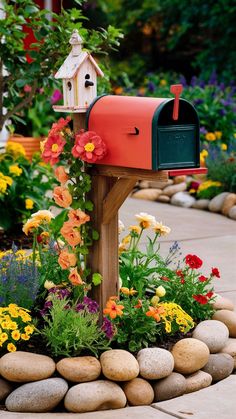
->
{"left": 54, "top": 30, "right": 104, "bottom": 79}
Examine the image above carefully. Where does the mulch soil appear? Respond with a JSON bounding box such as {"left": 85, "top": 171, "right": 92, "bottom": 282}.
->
{"left": 0, "top": 228, "right": 33, "bottom": 251}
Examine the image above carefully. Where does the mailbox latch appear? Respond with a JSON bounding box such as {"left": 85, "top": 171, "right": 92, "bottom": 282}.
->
{"left": 126, "top": 127, "right": 139, "bottom": 135}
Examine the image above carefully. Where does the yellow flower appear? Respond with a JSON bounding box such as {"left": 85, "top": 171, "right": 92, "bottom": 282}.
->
{"left": 24, "top": 325, "right": 34, "bottom": 334}
{"left": 156, "top": 285, "right": 166, "bottom": 297}
{"left": 9, "top": 165, "right": 23, "bottom": 176}
{"left": 0, "top": 178, "right": 7, "bottom": 194}
{"left": 165, "top": 321, "right": 172, "bottom": 333}
{"left": 205, "top": 132, "right": 216, "bottom": 141}
{"left": 129, "top": 225, "right": 142, "bottom": 234}
{"left": 221, "top": 143, "right": 227, "bottom": 151}
{"left": 119, "top": 243, "right": 127, "bottom": 254}
{"left": 214, "top": 131, "right": 222, "bottom": 140}
{"left": 201, "top": 149, "right": 208, "bottom": 158}
{"left": 1, "top": 321, "right": 10, "bottom": 329}
{"left": 11, "top": 330, "right": 21, "bottom": 341}
{"left": 120, "top": 287, "right": 138, "bottom": 296}
{"left": 160, "top": 79, "right": 167, "bottom": 86}
{"left": 189, "top": 189, "right": 197, "bottom": 194}
{"left": 40, "top": 138, "right": 47, "bottom": 153}
{"left": 122, "top": 235, "right": 131, "bottom": 245}
{"left": 21, "top": 333, "right": 30, "bottom": 341}
{"left": 31, "top": 210, "right": 55, "bottom": 222}
{"left": 22, "top": 218, "right": 41, "bottom": 235}
{"left": 151, "top": 295, "right": 160, "bottom": 307}
{"left": 7, "top": 343, "right": 17, "bottom": 352}
{"left": 135, "top": 212, "right": 156, "bottom": 229}
{"left": 0, "top": 332, "right": 8, "bottom": 343}
{"left": 44, "top": 280, "right": 56, "bottom": 290}
{"left": 25, "top": 198, "right": 34, "bottom": 210}
{"left": 8, "top": 322, "right": 18, "bottom": 330}
{"left": 6, "top": 141, "right": 26, "bottom": 157}
{"left": 198, "top": 180, "right": 222, "bottom": 192}
{"left": 153, "top": 221, "right": 171, "bottom": 236}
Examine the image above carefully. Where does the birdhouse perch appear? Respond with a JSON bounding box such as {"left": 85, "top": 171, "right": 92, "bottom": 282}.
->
{"left": 53, "top": 29, "right": 104, "bottom": 113}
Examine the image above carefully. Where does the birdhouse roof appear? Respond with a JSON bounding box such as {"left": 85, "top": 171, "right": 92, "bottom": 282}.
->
{"left": 54, "top": 51, "right": 104, "bottom": 79}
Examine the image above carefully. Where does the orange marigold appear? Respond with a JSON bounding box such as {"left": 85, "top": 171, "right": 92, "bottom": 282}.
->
{"left": 103, "top": 299, "right": 124, "bottom": 319}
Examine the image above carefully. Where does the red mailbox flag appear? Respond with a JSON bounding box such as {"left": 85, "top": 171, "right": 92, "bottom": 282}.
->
{"left": 170, "top": 84, "right": 183, "bottom": 121}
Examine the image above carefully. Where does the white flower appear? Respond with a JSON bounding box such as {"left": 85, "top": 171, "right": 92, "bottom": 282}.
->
{"left": 118, "top": 220, "right": 125, "bottom": 234}
{"left": 153, "top": 221, "right": 171, "bottom": 236}
{"left": 135, "top": 212, "right": 156, "bottom": 229}
{"left": 31, "top": 210, "right": 55, "bottom": 222}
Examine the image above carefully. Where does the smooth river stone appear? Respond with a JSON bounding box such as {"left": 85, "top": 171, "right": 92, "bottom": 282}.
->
{"left": 64, "top": 380, "right": 126, "bottom": 413}
{"left": 185, "top": 370, "right": 212, "bottom": 394}
{"left": 132, "top": 188, "right": 162, "bottom": 201}
{"left": 192, "top": 199, "right": 210, "bottom": 210}
{"left": 212, "top": 294, "right": 235, "bottom": 311}
{"left": 137, "top": 348, "right": 174, "bottom": 380}
{"left": 170, "top": 192, "right": 196, "bottom": 208}
{"left": 208, "top": 192, "right": 229, "bottom": 213}
{"left": 6, "top": 378, "right": 68, "bottom": 412}
{"left": 0, "top": 378, "right": 13, "bottom": 401}
{"left": 153, "top": 372, "right": 186, "bottom": 402}
{"left": 56, "top": 356, "right": 101, "bottom": 382}
{"left": 171, "top": 338, "right": 209, "bottom": 374}
{"left": 173, "top": 175, "right": 187, "bottom": 184}
{"left": 221, "top": 193, "right": 236, "bottom": 216}
{"left": 220, "top": 338, "right": 236, "bottom": 368}
{"left": 213, "top": 310, "right": 236, "bottom": 337}
{"left": 162, "top": 182, "right": 187, "bottom": 197}
{"left": 229, "top": 205, "right": 236, "bottom": 220}
{"left": 100, "top": 350, "right": 139, "bottom": 381}
{"left": 122, "top": 377, "right": 154, "bottom": 406}
{"left": 0, "top": 351, "right": 55, "bottom": 382}
{"left": 202, "top": 353, "right": 234, "bottom": 382}
{"left": 192, "top": 320, "right": 229, "bottom": 353}
{"left": 156, "top": 194, "right": 171, "bottom": 203}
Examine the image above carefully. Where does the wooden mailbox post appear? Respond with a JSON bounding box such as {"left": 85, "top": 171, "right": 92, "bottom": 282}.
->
{"left": 54, "top": 31, "right": 207, "bottom": 310}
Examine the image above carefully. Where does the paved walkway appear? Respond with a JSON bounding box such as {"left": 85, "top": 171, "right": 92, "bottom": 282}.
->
{"left": 1, "top": 199, "right": 236, "bottom": 418}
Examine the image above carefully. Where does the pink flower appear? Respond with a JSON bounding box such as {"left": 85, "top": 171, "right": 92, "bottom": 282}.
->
{"left": 54, "top": 166, "right": 69, "bottom": 185}
{"left": 24, "top": 84, "right": 32, "bottom": 93}
{"left": 68, "top": 209, "right": 90, "bottom": 226}
{"left": 50, "top": 89, "right": 63, "bottom": 104}
{"left": 60, "top": 221, "right": 82, "bottom": 247}
{"left": 53, "top": 186, "right": 72, "bottom": 208}
{"left": 58, "top": 249, "right": 77, "bottom": 270}
{"left": 42, "top": 133, "right": 66, "bottom": 165}
{"left": 72, "top": 130, "right": 107, "bottom": 163}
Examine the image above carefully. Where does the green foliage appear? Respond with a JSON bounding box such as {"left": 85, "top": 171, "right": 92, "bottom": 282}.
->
{"left": 205, "top": 148, "right": 236, "bottom": 193}
{"left": 40, "top": 297, "right": 110, "bottom": 357}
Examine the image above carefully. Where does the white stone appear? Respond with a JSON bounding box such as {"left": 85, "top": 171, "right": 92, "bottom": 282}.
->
{"left": 192, "top": 320, "right": 229, "bottom": 353}
{"left": 170, "top": 192, "right": 196, "bottom": 208}
{"left": 137, "top": 348, "right": 174, "bottom": 380}
{"left": 162, "top": 182, "right": 187, "bottom": 197}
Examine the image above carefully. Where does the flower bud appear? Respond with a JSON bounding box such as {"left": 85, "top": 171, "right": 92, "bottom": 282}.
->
{"left": 156, "top": 285, "right": 166, "bottom": 297}
{"left": 151, "top": 295, "right": 160, "bottom": 307}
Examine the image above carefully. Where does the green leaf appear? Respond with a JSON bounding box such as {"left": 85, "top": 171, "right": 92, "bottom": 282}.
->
{"left": 92, "top": 230, "right": 99, "bottom": 240}
{"left": 15, "top": 79, "right": 27, "bottom": 88}
{"left": 92, "top": 273, "right": 103, "bottom": 286}
{"left": 25, "top": 5, "right": 39, "bottom": 14}
{"left": 51, "top": 209, "right": 68, "bottom": 235}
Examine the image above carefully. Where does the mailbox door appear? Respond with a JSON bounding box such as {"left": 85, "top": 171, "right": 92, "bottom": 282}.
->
{"left": 152, "top": 99, "right": 200, "bottom": 170}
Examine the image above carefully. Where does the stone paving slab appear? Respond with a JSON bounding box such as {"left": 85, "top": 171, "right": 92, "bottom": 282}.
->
{"left": 0, "top": 406, "right": 174, "bottom": 419}
{"left": 152, "top": 375, "right": 236, "bottom": 419}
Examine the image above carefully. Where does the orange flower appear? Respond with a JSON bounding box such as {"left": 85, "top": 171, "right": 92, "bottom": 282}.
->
{"left": 22, "top": 218, "right": 41, "bottom": 235}
{"left": 103, "top": 299, "right": 124, "bottom": 319}
{"left": 68, "top": 267, "right": 83, "bottom": 286}
{"left": 134, "top": 299, "right": 143, "bottom": 308}
{"left": 58, "top": 249, "right": 77, "bottom": 270}
{"left": 146, "top": 306, "right": 165, "bottom": 322}
{"left": 54, "top": 166, "right": 69, "bottom": 185}
{"left": 68, "top": 209, "right": 90, "bottom": 226}
{"left": 53, "top": 186, "right": 72, "bottom": 208}
{"left": 120, "top": 287, "right": 138, "bottom": 296}
{"left": 60, "top": 221, "right": 82, "bottom": 247}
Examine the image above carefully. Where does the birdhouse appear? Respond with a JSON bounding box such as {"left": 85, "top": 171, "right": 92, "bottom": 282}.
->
{"left": 53, "top": 30, "right": 104, "bottom": 113}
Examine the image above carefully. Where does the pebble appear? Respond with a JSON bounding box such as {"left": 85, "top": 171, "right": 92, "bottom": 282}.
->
{"left": 0, "top": 378, "right": 13, "bottom": 401}
{"left": 5, "top": 378, "right": 68, "bottom": 412}
{"left": 202, "top": 353, "right": 234, "bottom": 382}
{"left": 100, "top": 350, "right": 139, "bottom": 381}
{"left": 153, "top": 372, "right": 186, "bottom": 402}
{"left": 220, "top": 338, "right": 236, "bottom": 368}
{"left": 208, "top": 192, "right": 230, "bottom": 213}
{"left": 64, "top": 380, "right": 126, "bottom": 413}
{"left": 170, "top": 191, "right": 196, "bottom": 208}
{"left": 137, "top": 348, "right": 174, "bottom": 380}
{"left": 156, "top": 195, "right": 170, "bottom": 203}
{"left": 132, "top": 188, "right": 162, "bottom": 201}
{"left": 139, "top": 180, "right": 150, "bottom": 189}
{"left": 192, "top": 320, "right": 229, "bottom": 353}
{"left": 229, "top": 205, "right": 236, "bottom": 220}
{"left": 56, "top": 356, "right": 101, "bottom": 382}
{"left": 173, "top": 176, "right": 187, "bottom": 184}
{"left": 221, "top": 193, "right": 236, "bottom": 216}
{"left": 171, "top": 338, "right": 209, "bottom": 374}
{"left": 149, "top": 181, "right": 169, "bottom": 189}
{"left": 122, "top": 377, "right": 154, "bottom": 406}
{"left": 0, "top": 352, "right": 56, "bottom": 382}
{"left": 185, "top": 370, "right": 212, "bottom": 394}
{"left": 213, "top": 310, "right": 236, "bottom": 337}
{"left": 192, "top": 199, "right": 210, "bottom": 210}
{"left": 212, "top": 294, "right": 234, "bottom": 311}
{"left": 162, "top": 182, "right": 187, "bottom": 197}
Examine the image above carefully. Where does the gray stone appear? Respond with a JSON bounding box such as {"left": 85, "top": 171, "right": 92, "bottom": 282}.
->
{"left": 153, "top": 372, "right": 186, "bottom": 402}
{"left": 192, "top": 199, "right": 210, "bottom": 210}
{"left": 137, "top": 348, "right": 174, "bottom": 380}
{"left": 185, "top": 370, "right": 212, "bottom": 394}
{"left": 229, "top": 205, "right": 236, "bottom": 220}
{"left": 202, "top": 353, "right": 234, "bottom": 382}
{"left": 100, "top": 350, "right": 139, "bottom": 381}
{"left": 170, "top": 192, "right": 196, "bottom": 208}
{"left": 5, "top": 378, "right": 68, "bottom": 412}
{"left": 162, "top": 182, "right": 187, "bottom": 197}
{"left": 122, "top": 378, "right": 154, "bottom": 406}
{"left": 0, "top": 378, "right": 13, "bottom": 401}
{"left": 56, "top": 356, "right": 101, "bottom": 383}
{"left": 208, "top": 192, "right": 230, "bottom": 213}
{"left": 0, "top": 352, "right": 55, "bottom": 383}
{"left": 192, "top": 320, "right": 229, "bottom": 353}
{"left": 64, "top": 380, "right": 126, "bottom": 413}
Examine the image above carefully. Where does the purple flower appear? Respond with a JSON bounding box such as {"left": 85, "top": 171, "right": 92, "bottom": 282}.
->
{"left": 57, "top": 289, "right": 71, "bottom": 300}
{"left": 102, "top": 317, "right": 114, "bottom": 339}
{"left": 179, "top": 75, "right": 187, "bottom": 87}
{"left": 190, "top": 76, "right": 197, "bottom": 87}
{"left": 50, "top": 89, "right": 63, "bottom": 104}
{"left": 39, "top": 300, "right": 52, "bottom": 317}
{"left": 208, "top": 70, "right": 217, "bottom": 85}
{"left": 147, "top": 81, "right": 155, "bottom": 93}
{"left": 199, "top": 80, "right": 205, "bottom": 88}
{"left": 83, "top": 296, "right": 99, "bottom": 313}
{"left": 219, "top": 109, "right": 227, "bottom": 116}
{"left": 221, "top": 99, "right": 233, "bottom": 107}
{"left": 75, "top": 303, "right": 85, "bottom": 312}
{"left": 194, "top": 99, "right": 204, "bottom": 106}
{"left": 200, "top": 126, "right": 207, "bottom": 135}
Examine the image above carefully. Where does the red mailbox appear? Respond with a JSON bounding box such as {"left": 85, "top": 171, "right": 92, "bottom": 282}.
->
{"left": 86, "top": 94, "right": 200, "bottom": 170}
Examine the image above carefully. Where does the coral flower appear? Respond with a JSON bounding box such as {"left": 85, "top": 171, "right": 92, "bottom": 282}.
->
{"left": 22, "top": 218, "right": 41, "bottom": 235}
{"left": 146, "top": 306, "right": 165, "bottom": 322}
{"left": 60, "top": 221, "right": 82, "bottom": 247}
{"left": 54, "top": 166, "right": 69, "bottom": 185}
{"left": 49, "top": 116, "right": 71, "bottom": 136}
{"left": 58, "top": 249, "right": 77, "bottom": 270}
{"left": 42, "top": 133, "right": 66, "bottom": 165}
{"left": 68, "top": 209, "right": 90, "bottom": 226}
{"left": 134, "top": 299, "right": 143, "bottom": 308}
{"left": 103, "top": 299, "right": 124, "bottom": 319}
{"left": 53, "top": 186, "right": 72, "bottom": 208}
{"left": 68, "top": 267, "right": 83, "bottom": 286}
{"left": 135, "top": 212, "right": 156, "bottom": 229}
{"left": 72, "top": 130, "right": 107, "bottom": 163}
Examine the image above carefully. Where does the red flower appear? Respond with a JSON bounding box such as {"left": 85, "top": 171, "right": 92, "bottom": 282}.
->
{"left": 211, "top": 267, "right": 220, "bottom": 278}
{"left": 185, "top": 254, "right": 203, "bottom": 269}
{"left": 72, "top": 130, "right": 107, "bottom": 163}
{"left": 42, "top": 133, "right": 66, "bottom": 165}
{"left": 193, "top": 294, "right": 208, "bottom": 305}
{"left": 199, "top": 275, "right": 208, "bottom": 282}
{"left": 176, "top": 269, "right": 185, "bottom": 279}
{"left": 161, "top": 276, "right": 169, "bottom": 281}
{"left": 180, "top": 278, "right": 185, "bottom": 284}
{"left": 49, "top": 116, "right": 71, "bottom": 136}
{"left": 206, "top": 291, "right": 214, "bottom": 299}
